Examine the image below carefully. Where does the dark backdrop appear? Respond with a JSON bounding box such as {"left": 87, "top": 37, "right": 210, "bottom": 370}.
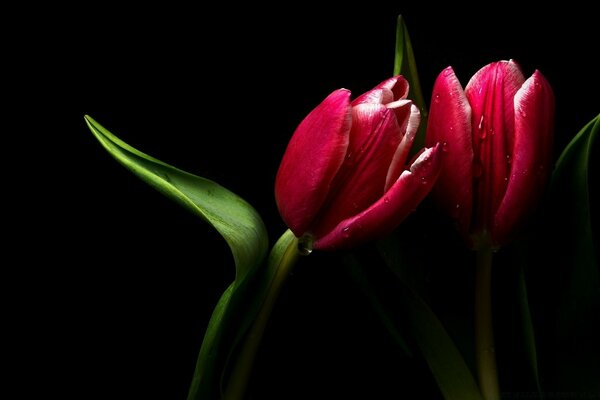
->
{"left": 15, "top": 3, "right": 597, "bottom": 399}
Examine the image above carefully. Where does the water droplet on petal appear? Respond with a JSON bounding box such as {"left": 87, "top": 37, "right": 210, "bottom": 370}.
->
{"left": 506, "top": 154, "right": 512, "bottom": 164}
{"left": 449, "top": 126, "right": 454, "bottom": 131}
{"left": 478, "top": 115, "right": 485, "bottom": 130}
{"left": 384, "top": 197, "right": 390, "bottom": 204}
{"left": 420, "top": 177, "right": 428, "bottom": 185}
{"left": 455, "top": 203, "right": 460, "bottom": 209}
{"left": 434, "top": 93, "right": 441, "bottom": 103}
{"left": 442, "top": 142, "right": 449, "bottom": 152}
{"left": 297, "top": 234, "right": 314, "bottom": 256}
{"left": 488, "top": 126, "right": 494, "bottom": 135}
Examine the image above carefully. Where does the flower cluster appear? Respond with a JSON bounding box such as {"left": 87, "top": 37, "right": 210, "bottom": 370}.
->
{"left": 276, "top": 60, "right": 554, "bottom": 250}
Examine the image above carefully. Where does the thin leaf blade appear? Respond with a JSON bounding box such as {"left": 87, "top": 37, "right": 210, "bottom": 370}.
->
{"left": 401, "top": 282, "right": 484, "bottom": 400}
{"left": 394, "top": 15, "right": 428, "bottom": 152}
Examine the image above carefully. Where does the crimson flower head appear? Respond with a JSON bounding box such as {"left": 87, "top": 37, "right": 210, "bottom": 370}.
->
{"left": 425, "top": 60, "right": 555, "bottom": 249}
{"left": 275, "top": 76, "right": 442, "bottom": 251}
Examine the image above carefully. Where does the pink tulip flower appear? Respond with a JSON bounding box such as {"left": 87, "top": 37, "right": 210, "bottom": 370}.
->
{"left": 275, "top": 76, "right": 442, "bottom": 250}
{"left": 426, "top": 60, "right": 554, "bottom": 249}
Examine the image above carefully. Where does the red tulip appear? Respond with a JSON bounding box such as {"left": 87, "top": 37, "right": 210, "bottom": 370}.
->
{"left": 275, "top": 76, "right": 442, "bottom": 250}
{"left": 425, "top": 60, "right": 554, "bottom": 249}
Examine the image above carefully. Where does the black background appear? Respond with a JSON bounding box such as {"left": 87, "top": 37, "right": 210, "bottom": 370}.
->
{"left": 13, "top": 3, "right": 598, "bottom": 399}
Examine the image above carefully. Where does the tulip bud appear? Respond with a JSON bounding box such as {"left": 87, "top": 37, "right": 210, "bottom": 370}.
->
{"left": 425, "top": 60, "right": 554, "bottom": 249}
{"left": 275, "top": 76, "right": 442, "bottom": 250}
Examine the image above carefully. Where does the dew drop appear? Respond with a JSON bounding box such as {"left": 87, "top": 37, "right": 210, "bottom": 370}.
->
{"left": 420, "top": 176, "right": 428, "bottom": 185}
{"left": 434, "top": 93, "right": 441, "bottom": 103}
{"left": 384, "top": 197, "right": 390, "bottom": 204}
{"left": 455, "top": 203, "right": 460, "bottom": 209}
{"left": 506, "top": 154, "right": 512, "bottom": 164}
{"left": 478, "top": 115, "right": 485, "bottom": 130}
{"left": 442, "top": 141, "right": 449, "bottom": 152}
{"left": 449, "top": 126, "right": 454, "bottom": 131}
{"left": 488, "top": 126, "right": 494, "bottom": 135}
{"left": 297, "top": 234, "right": 314, "bottom": 256}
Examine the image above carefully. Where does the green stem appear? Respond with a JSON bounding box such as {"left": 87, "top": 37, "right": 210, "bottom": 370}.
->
{"left": 223, "top": 232, "right": 301, "bottom": 400}
{"left": 475, "top": 247, "right": 500, "bottom": 400}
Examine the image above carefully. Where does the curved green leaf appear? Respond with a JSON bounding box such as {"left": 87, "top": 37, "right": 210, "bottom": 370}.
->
{"left": 547, "top": 113, "right": 600, "bottom": 390}
{"left": 85, "top": 115, "right": 268, "bottom": 275}
{"left": 84, "top": 115, "right": 269, "bottom": 399}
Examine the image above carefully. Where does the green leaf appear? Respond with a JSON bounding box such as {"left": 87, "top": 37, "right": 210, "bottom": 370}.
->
{"left": 223, "top": 229, "right": 299, "bottom": 400}
{"left": 394, "top": 15, "right": 428, "bottom": 152}
{"left": 84, "top": 115, "right": 269, "bottom": 399}
{"left": 85, "top": 115, "right": 268, "bottom": 274}
{"left": 351, "top": 240, "right": 483, "bottom": 400}
{"left": 343, "top": 254, "right": 413, "bottom": 357}
{"left": 518, "top": 265, "right": 541, "bottom": 394}
{"left": 401, "top": 281, "right": 483, "bottom": 400}
{"left": 546, "top": 113, "right": 600, "bottom": 390}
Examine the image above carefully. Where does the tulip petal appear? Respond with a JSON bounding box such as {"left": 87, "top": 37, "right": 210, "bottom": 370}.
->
{"left": 493, "top": 70, "right": 554, "bottom": 245}
{"left": 465, "top": 60, "right": 525, "bottom": 233}
{"left": 351, "top": 88, "right": 395, "bottom": 106}
{"left": 352, "top": 76, "right": 409, "bottom": 106}
{"left": 275, "top": 89, "right": 352, "bottom": 236}
{"left": 312, "top": 103, "right": 403, "bottom": 238}
{"left": 314, "top": 144, "right": 442, "bottom": 250}
{"left": 385, "top": 103, "right": 420, "bottom": 190}
{"left": 425, "top": 66, "right": 473, "bottom": 236}
{"left": 377, "top": 75, "right": 410, "bottom": 100}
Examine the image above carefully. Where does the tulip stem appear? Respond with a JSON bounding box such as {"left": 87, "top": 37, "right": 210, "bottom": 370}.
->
{"left": 223, "top": 232, "right": 301, "bottom": 400}
{"left": 475, "top": 246, "right": 500, "bottom": 400}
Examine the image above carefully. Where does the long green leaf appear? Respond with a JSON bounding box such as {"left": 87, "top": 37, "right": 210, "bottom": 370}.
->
{"left": 375, "top": 233, "right": 482, "bottom": 400}
{"left": 401, "top": 281, "right": 483, "bottom": 400}
{"left": 352, "top": 240, "right": 482, "bottom": 400}
{"left": 548, "top": 113, "right": 600, "bottom": 390}
{"left": 85, "top": 115, "right": 268, "bottom": 275}
{"left": 223, "top": 229, "right": 299, "bottom": 400}
{"left": 518, "top": 265, "right": 542, "bottom": 394}
{"left": 343, "top": 254, "right": 413, "bottom": 357}
{"left": 84, "top": 115, "right": 269, "bottom": 399}
{"left": 393, "top": 14, "right": 428, "bottom": 152}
